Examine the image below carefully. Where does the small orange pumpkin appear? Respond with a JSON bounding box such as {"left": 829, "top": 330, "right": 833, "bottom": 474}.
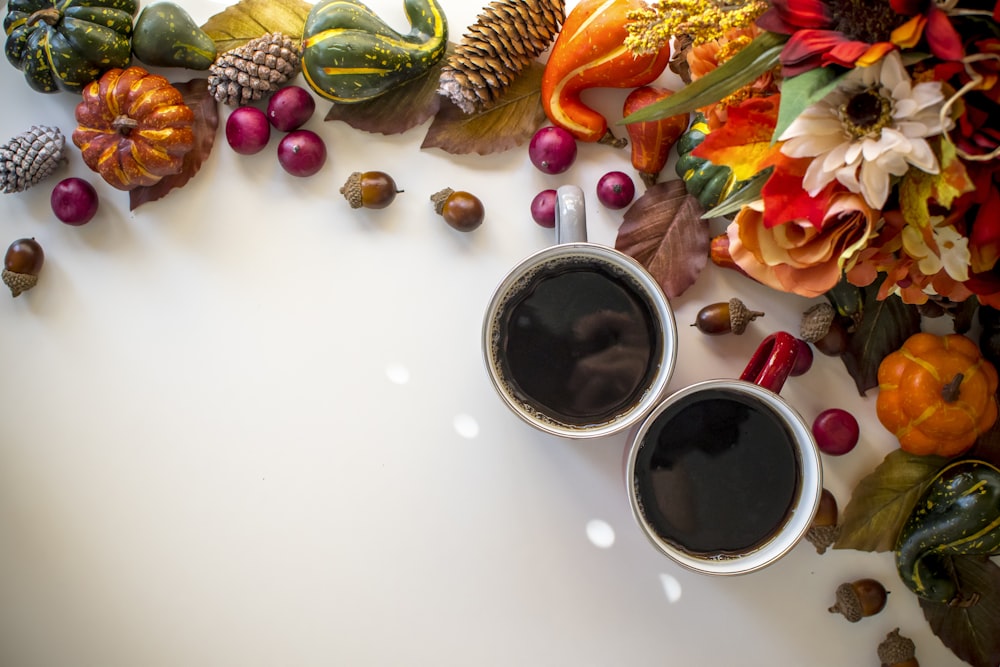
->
{"left": 72, "top": 66, "right": 195, "bottom": 191}
{"left": 876, "top": 332, "right": 999, "bottom": 457}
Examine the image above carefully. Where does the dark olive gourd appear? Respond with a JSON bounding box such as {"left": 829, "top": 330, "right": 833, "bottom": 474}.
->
{"left": 301, "top": 0, "right": 447, "bottom": 103}
{"left": 4, "top": 0, "right": 137, "bottom": 93}
{"left": 674, "top": 113, "right": 739, "bottom": 209}
{"left": 131, "top": 1, "right": 217, "bottom": 70}
{"left": 894, "top": 459, "right": 1000, "bottom": 605}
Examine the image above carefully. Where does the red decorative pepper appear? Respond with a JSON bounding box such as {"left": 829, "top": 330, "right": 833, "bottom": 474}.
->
{"left": 541, "top": 0, "right": 671, "bottom": 145}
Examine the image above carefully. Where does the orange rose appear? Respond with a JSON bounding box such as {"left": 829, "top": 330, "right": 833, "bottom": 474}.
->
{"left": 727, "top": 193, "right": 879, "bottom": 298}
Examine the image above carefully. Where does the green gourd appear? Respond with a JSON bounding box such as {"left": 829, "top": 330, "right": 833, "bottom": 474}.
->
{"left": 894, "top": 459, "right": 1000, "bottom": 605}
{"left": 4, "top": 0, "right": 137, "bottom": 93}
{"left": 300, "top": 0, "right": 447, "bottom": 104}
{"left": 674, "top": 113, "right": 737, "bottom": 210}
{"left": 131, "top": 2, "right": 217, "bottom": 70}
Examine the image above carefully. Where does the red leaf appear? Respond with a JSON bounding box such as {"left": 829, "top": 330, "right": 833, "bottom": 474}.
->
{"left": 614, "top": 180, "right": 709, "bottom": 299}
{"left": 130, "top": 79, "right": 218, "bottom": 211}
{"left": 691, "top": 95, "right": 782, "bottom": 182}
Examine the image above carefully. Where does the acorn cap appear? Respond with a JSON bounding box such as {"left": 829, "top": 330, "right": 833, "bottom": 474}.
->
{"left": 877, "top": 628, "right": 917, "bottom": 666}
{"left": 340, "top": 172, "right": 363, "bottom": 208}
{"left": 829, "top": 582, "right": 863, "bottom": 622}
{"left": 805, "top": 524, "right": 840, "bottom": 555}
{"left": 2, "top": 269, "right": 37, "bottom": 297}
{"left": 728, "top": 298, "right": 764, "bottom": 335}
{"left": 800, "top": 302, "right": 835, "bottom": 342}
{"left": 430, "top": 187, "right": 454, "bottom": 215}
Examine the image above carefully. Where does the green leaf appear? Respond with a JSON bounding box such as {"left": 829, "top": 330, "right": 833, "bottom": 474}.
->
{"left": 420, "top": 62, "right": 547, "bottom": 155}
{"left": 614, "top": 180, "right": 709, "bottom": 299}
{"left": 834, "top": 449, "right": 949, "bottom": 552}
{"left": 920, "top": 556, "right": 1000, "bottom": 667}
{"left": 841, "top": 276, "right": 922, "bottom": 395}
{"left": 201, "top": 0, "right": 312, "bottom": 53}
{"left": 701, "top": 167, "right": 772, "bottom": 219}
{"left": 771, "top": 67, "right": 846, "bottom": 141}
{"left": 620, "top": 32, "right": 787, "bottom": 125}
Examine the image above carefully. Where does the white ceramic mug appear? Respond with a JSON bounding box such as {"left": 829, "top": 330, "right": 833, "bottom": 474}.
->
{"left": 482, "top": 185, "right": 677, "bottom": 439}
{"left": 624, "top": 332, "right": 823, "bottom": 575}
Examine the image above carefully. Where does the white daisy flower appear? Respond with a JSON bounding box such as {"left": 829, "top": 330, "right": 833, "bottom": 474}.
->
{"left": 779, "top": 51, "right": 953, "bottom": 210}
{"left": 900, "top": 217, "right": 970, "bottom": 282}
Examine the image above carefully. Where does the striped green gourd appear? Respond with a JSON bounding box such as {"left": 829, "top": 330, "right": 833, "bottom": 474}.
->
{"left": 300, "top": 0, "right": 447, "bottom": 104}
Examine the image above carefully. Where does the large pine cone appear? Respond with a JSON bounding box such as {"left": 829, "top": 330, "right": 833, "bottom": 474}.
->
{"left": 207, "top": 32, "right": 302, "bottom": 106}
{"left": 0, "top": 125, "right": 65, "bottom": 194}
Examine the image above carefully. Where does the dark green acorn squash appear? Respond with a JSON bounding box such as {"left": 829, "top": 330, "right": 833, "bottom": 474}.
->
{"left": 674, "top": 113, "right": 738, "bottom": 210}
{"left": 894, "top": 459, "right": 1000, "bottom": 605}
{"left": 301, "top": 0, "right": 447, "bottom": 103}
{"left": 4, "top": 0, "right": 137, "bottom": 93}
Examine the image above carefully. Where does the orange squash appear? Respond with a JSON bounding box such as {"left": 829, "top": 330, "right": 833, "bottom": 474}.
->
{"left": 876, "top": 332, "right": 999, "bottom": 457}
{"left": 72, "top": 66, "right": 195, "bottom": 191}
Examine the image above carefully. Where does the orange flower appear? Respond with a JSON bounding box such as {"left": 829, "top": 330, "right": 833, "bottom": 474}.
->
{"left": 727, "top": 192, "right": 879, "bottom": 298}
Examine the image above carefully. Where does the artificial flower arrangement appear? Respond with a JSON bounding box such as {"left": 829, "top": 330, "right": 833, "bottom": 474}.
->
{"left": 624, "top": 0, "right": 1000, "bottom": 307}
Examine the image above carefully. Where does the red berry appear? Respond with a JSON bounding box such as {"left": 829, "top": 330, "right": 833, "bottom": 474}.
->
{"left": 226, "top": 106, "right": 271, "bottom": 155}
{"left": 277, "top": 130, "right": 327, "bottom": 177}
{"left": 812, "top": 408, "right": 860, "bottom": 456}
{"left": 528, "top": 126, "right": 577, "bottom": 175}
{"left": 50, "top": 177, "right": 98, "bottom": 225}
{"left": 596, "top": 171, "right": 636, "bottom": 209}
{"left": 266, "top": 85, "right": 316, "bottom": 132}
{"left": 530, "top": 189, "right": 557, "bottom": 228}
{"left": 791, "top": 338, "right": 814, "bottom": 376}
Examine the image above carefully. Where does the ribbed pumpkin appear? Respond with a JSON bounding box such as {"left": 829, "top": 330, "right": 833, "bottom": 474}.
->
{"left": 876, "top": 332, "right": 999, "bottom": 457}
{"left": 72, "top": 66, "right": 195, "bottom": 191}
{"left": 4, "top": 0, "right": 137, "bottom": 93}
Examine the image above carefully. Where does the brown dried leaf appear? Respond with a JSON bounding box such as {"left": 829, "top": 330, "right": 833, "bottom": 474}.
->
{"left": 614, "top": 179, "right": 709, "bottom": 299}
{"left": 833, "top": 449, "right": 949, "bottom": 552}
{"left": 130, "top": 80, "right": 218, "bottom": 211}
{"left": 324, "top": 46, "right": 452, "bottom": 135}
{"left": 201, "top": 0, "right": 312, "bottom": 53}
{"left": 920, "top": 556, "right": 1000, "bottom": 667}
{"left": 420, "top": 62, "right": 546, "bottom": 155}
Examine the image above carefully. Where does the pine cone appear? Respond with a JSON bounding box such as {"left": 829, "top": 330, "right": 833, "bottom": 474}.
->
{"left": 207, "top": 32, "right": 302, "bottom": 106}
{"left": 439, "top": 0, "right": 565, "bottom": 113}
{"left": 0, "top": 125, "right": 65, "bottom": 194}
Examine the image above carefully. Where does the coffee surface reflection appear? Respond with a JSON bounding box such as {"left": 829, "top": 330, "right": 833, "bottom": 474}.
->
{"left": 496, "top": 260, "right": 660, "bottom": 426}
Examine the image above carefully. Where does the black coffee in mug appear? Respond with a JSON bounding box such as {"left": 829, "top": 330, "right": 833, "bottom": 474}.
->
{"left": 632, "top": 388, "right": 801, "bottom": 556}
{"left": 491, "top": 255, "right": 662, "bottom": 427}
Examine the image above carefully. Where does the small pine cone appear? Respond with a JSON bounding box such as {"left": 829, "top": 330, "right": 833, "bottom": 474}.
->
{"left": 0, "top": 125, "right": 65, "bottom": 193}
{"left": 208, "top": 32, "right": 302, "bottom": 106}
{"left": 800, "top": 302, "right": 835, "bottom": 342}
{"left": 439, "top": 0, "right": 565, "bottom": 113}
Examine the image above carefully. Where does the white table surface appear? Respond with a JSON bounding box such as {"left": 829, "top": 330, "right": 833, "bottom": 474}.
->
{"left": 0, "top": 1, "right": 971, "bottom": 665}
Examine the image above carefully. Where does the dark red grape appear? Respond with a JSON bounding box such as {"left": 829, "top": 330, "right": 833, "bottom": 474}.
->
{"left": 530, "top": 189, "right": 557, "bottom": 228}
{"left": 277, "top": 130, "right": 327, "bottom": 177}
{"left": 528, "top": 126, "right": 577, "bottom": 175}
{"left": 596, "top": 171, "right": 635, "bottom": 209}
{"left": 50, "top": 177, "right": 98, "bottom": 225}
{"left": 226, "top": 106, "right": 271, "bottom": 155}
{"left": 812, "top": 408, "right": 860, "bottom": 456}
{"left": 267, "top": 86, "right": 316, "bottom": 132}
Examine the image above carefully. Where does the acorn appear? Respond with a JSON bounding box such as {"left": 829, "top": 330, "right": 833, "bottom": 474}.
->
{"left": 431, "top": 187, "right": 484, "bottom": 232}
{"left": 340, "top": 171, "right": 401, "bottom": 209}
{"left": 828, "top": 578, "right": 888, "bottom": 622}
{"left": 799, "top": 302, "right": 835, "bottom": 342}
{"left": 3, "top": 237, "right": 44, "bottom": 297}
{"left": 804, "top": 488, "right": 840, "bottom": 554}
{"left": 877, "top": 628, "right": 919, "bottom": 667}
{"left": 692, "top": 298, "right": 763, "bottom": 335}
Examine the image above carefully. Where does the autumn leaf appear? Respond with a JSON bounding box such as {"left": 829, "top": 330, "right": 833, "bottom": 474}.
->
{"left": 899, "top": 141, "right": 976, "bottom": 228}
{"left": 201, "top": 0, "right": 312, "bottom": 53}
{"left": 420, "top": 62, "right": 546, "bottom": 155}
{"left": 920, "top": 556, "right": 1000, "bottom": 667}
{"left": 130, "top": 79, "right": 218, "bottom": 211}
{"left": 834, "top": 449, "right": 949, "bottom": 552}
{"left": 690, "top": 95, "right": 782, "bottom": 182}
{"left": 840, "top": 276, "right": 922, "bottom": 395}
{"left": 614, "top": 180, "right": 709, "bottom": 299}
{"left": 324, "top": 45, "right": 451, "bottom": 135}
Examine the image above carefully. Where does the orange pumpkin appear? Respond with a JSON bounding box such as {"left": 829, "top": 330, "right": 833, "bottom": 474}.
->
{"left": 72, "top": 67, "right": 195, "bottom": 191}
{"left": 876, "top": 332, "right": 999, "bottom": 457}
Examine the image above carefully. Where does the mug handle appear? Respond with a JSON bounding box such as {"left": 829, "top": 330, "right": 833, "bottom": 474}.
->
{"left": 556, "top": 185, "right": 587, "bottom": 244}
{"left": 739, "top": 331, "right": 800, "bottom": 393}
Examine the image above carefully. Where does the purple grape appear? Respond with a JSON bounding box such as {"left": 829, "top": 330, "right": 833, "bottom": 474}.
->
{"left": 267, "top": 86, "right": 316, "bottom": 132}
{"left": 530, "top": 189, "right": 557, "bottom": 228}
{"left": 226, "top": 106, "right": 271, "bottom": 155}
{"left": 528, "top": 126, "right": 577, "bottom": 175}
{"left": 277, "top": 130, "right": 327, "bottom": 177}
{"left": 812, "top": 408, "right": 860, "bottom": 456}
{"left": 596, "top": 171, "right": 636, "bottom": 209}
{"left": 50, "top": 177, "right": 98, "bottom": 225}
